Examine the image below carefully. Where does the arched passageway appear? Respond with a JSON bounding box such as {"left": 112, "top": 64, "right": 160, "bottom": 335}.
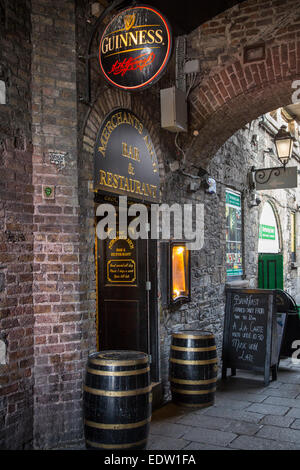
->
{"left": 185, "top": 0, "right": 300, "bottom": 167}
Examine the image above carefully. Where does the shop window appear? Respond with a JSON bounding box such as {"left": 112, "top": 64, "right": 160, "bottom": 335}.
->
{"left": 291, "top": 212, "right": 296, "bottom": 262}
{"left": 225, "top": 189, "right": 243, "bottom": 280}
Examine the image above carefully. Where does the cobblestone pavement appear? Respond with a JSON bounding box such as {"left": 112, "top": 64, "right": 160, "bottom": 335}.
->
{"left": 147, "top": 358, "right": 300, "bottom": 450}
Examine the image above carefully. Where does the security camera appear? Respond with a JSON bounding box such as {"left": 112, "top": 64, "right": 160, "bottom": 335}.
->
{"left": 202, "top": 174, "right": 217, "bottom": 194}
{"left": 248, "top": 192, "right": 261, "bottom": 208}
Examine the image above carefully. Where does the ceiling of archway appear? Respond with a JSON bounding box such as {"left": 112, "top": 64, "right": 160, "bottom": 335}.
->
{"left": 115, "top": 0, "right": 246, "bottom": 35}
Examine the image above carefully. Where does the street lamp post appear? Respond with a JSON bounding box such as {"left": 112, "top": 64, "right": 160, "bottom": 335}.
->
{"left": 274, "top": 124, "right": 294, "bottom": 167}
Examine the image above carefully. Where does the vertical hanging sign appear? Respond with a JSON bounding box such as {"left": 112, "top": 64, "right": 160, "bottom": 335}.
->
{"left": 99, "top": 5, "right": 172, "bottom": 91}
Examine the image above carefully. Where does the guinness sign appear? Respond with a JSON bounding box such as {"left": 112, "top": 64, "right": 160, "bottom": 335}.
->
{"left": 99, "top": 5, "right": 172, "bottom": 91}
{"left": 94, "top": 108, "right": 160, "bottom": 202}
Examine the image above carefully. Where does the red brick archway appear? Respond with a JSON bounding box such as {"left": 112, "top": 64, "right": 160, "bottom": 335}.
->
{"left": 186, "top": 0, "right": 300, "bottom": 168}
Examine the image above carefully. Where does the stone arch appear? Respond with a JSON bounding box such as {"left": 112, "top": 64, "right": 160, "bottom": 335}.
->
{"left": 186, "top": 0, "right": 300, "bottom": 168}
{"left": 80, "top": 85, "right": 165, "bottom": 182}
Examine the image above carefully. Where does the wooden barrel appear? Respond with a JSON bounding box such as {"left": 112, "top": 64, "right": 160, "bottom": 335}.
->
{"left": 170, "top": 330, "right": 218, "bottom": 408}
{"left": 83, "top": 350, "right": 152, "bottom": 450}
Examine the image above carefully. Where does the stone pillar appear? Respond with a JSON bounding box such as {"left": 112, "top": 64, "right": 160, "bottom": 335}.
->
{"left": 31, "top": 0, "right": 84, "bottom": 449}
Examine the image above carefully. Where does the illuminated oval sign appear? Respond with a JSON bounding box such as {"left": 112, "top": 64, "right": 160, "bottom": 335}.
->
{"left": 99, "top": 5, "right": 172, "bottom": 91}
{"left": 94, "top": 108, "right": 160, "bottom": 202}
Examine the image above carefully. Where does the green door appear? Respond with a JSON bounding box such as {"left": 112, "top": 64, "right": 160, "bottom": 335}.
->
{"left": 258, "top": 253, "right": 283, "bottom": 289}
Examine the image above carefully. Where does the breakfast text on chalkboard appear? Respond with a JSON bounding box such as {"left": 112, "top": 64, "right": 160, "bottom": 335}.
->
{"left": 231, "top": 294, "right": 266, "bottom": 364}
{"left": 222, "top": 288, "right": 277, "bottom": 386}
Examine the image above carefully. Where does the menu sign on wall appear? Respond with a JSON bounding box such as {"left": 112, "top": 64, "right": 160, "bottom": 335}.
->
{"left": 106, "top": 235, "right": 136, "bottom": 285}
{"left": 99, "top": 5, "right": 172, "bottom": 91}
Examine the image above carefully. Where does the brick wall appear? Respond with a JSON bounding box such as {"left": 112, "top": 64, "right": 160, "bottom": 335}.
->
{"left": 0, "top": 0, "right": 33, "bottom": 450}
{"left": 31, "top": 0, "right": 85, "bottom": 449}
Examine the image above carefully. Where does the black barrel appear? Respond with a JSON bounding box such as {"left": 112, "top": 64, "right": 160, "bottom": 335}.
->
{"left": 83, "top": 350, "right": 152, "bottom": 450}
{"left": 170, "top": 330, "right": 218, "bottom": 408}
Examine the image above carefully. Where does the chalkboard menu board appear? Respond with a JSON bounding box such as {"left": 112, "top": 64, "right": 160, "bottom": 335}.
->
{"left": 222, "top": 289, "right": 278, "bottom": 385}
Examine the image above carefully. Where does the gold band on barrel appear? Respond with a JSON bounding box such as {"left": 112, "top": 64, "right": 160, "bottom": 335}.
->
{"left": 170, "top": 377, "right": 217, "bottom": 385}
{"left": 171, "top": 387, "right": 216, "bottom": 395}
{"left": 86, "top": 438, "right": 147, "bottom": 449}
{"left": 85, "top": 416, "right": 151, "bottom": 430}
{"left": 86, "top": 366, "right": 150, "bottom": 377}
{"left": 83, "top": 384, "right": 152, "bottom": 397}
{"left": 170, "top": 358, "right": 218, "bottom": 365}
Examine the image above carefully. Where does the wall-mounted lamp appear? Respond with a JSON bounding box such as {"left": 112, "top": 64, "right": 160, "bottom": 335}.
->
{"left": 170, "top": 241, "right": 190, "bottom": 305}
{"left": 274, "top": 125, "right": 293, "bottom": 166}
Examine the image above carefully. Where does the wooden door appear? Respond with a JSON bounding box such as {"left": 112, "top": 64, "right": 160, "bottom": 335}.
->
{"left": 97, "top": 233, "right": 149, "bottom": 354}
{"left": 258, "top": 253, "right": 283, "bottom": 289}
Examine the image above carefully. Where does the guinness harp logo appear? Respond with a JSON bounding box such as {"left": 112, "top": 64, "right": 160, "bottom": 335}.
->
{"left": 124, "top": 13, "right": 135, "bottom": 31}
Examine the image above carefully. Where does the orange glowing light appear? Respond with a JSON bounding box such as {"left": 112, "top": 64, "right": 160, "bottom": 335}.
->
{"left": 172, "top": 245, "right": 186, "bottom": 300}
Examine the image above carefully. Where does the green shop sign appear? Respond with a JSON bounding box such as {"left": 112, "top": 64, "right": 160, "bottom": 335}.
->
{"left": 259, "top": 224, "right": 275, "bottom": 240}
{"left": 225, "top": 191, "right": 241, "bottom": 207}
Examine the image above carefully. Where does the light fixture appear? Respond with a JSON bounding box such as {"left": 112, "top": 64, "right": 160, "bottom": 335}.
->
{"left": 274, "top": 125, "right": 293, "bottom": 166}
{"left": 170, "top": 242, "right": 190, "bottom": 305}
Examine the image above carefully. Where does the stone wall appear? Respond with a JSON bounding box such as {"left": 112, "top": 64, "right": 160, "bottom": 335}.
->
{"left": 158, "top": 112, "right": 300, "bottom": 401}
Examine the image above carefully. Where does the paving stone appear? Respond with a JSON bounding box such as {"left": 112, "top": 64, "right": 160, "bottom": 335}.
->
{"left": 150, "top": 422, "right": 193, "bottom": 439}
{"left": 151, "top": 403, "right": 194, "bottom": 424}
{"left": 181, "top": 427, "right": 237, "bottom": 447}
{"left": 246, "top": 403, "right": 290, "bottom": 416}
{"left": 290, "top": 419, "right": 300, "bottom": 430}
{"left": 213, "top": 398, "right": 253, "bottom": 410}
{"left": 223, "top": 420, "right": 263, "bottom": 436}
{"left": 263, "top": 388, "right": 299, "bottom": 399}
{"left": 175, "top": 413, "right": 230, "bottom": 431}
{"left": 229, "top": 435, "right": 300, "bottom": 450}
{"left": 277, "top": 383, "right": 300, "bottom": 392}
{"left": 263, "top": 395, "right": 300, "bottom": 409}
{"left": 274, "top": 374, "right": 300, "bottom": 385}
{"left": 216, "top": 392, "right": 267, "bottom": 403}
{"left": 260, "top": 415, "right": 296, "bottom": 428}
{"left": 184, "top": 442, "right": 232, "bottom": 450}
{"left": 146, "top": 435, "right": 189, "bottom": 451}
{"left": 285, "top": 408, "right": 300, "bottom": 419}
{"left": 202, "top": 406, "right": 264, "bottom": 423}
{"left": 256, "top": 425, "right": 300, "bottom": 445}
